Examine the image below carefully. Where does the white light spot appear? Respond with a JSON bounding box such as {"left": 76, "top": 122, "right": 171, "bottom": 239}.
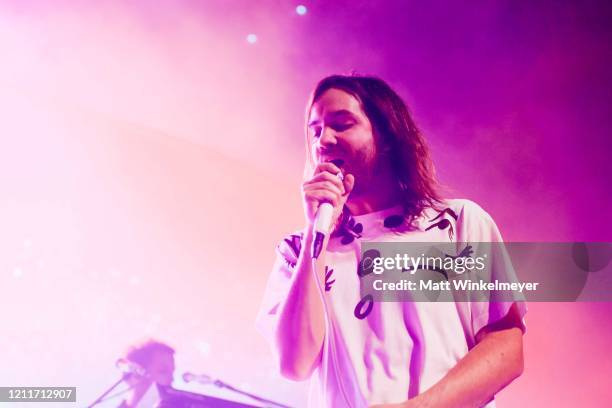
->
{"left": 13, "top": 267, "right": 23, "bottom": 278}
{"left": 197, "top": 341, "right": 211, "bottom": 357}
{"left": 296, "top": 5, "right": 307, "bottom": 15}
{"left": 246, "top": 33, "right": 257, "bottom": 44}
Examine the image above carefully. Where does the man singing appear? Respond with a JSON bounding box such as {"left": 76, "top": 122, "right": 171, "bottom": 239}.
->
{"left": 257, "top": 75, "right": 526, "bottom": 407}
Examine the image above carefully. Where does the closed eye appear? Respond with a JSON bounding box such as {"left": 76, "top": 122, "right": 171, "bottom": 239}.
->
{"left": 309, "top": 126, "right": 322, "bottom": 138}
{"left": 309, "top": 122, "right": 354, "bottom": 140}
{"left": 332, "top": 122, "right": 354, "bottom": 132}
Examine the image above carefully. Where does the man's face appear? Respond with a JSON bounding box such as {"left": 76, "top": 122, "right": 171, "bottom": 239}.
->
{"left": 308, "top": 88, "right": 380, "bottom": 196}
{"left": 145, "top": 351, "right": 175, "bottom": 386}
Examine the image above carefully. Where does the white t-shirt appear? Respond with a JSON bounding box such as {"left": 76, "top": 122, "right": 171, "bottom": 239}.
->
{"left": 256, "top": 199, "right": 527, "bottom": 407}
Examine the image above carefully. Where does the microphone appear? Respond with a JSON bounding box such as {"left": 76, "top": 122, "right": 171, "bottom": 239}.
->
{"left": 116, "top": 358, "right": 147, "bottom": 377}
{"left": 311, "top": 159, "right": 344, "bottom": 259}
{"left": 311, "top": 202, "right": 333, "bottom": 259}
{"left": 182, "top": 372, "right": 214, "bottom": 384}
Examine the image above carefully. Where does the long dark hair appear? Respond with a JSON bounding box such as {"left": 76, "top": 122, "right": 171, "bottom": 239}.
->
{"left": 306, "top": 74, "right": 442, "bottom": 220}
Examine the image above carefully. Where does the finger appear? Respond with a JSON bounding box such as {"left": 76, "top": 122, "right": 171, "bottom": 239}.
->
{"left": 304, "top": 190, "right": 339, "bottom": 207}
{"left": 314, "top": 162, "right": 342, "bottom": 176}
{"left": 304, "top": 172, "right": 345, "bottom": 193}
{"left": 302, "top": 181, "right": 344, "bottom": 195}
{"left": 302, "top": 182, "right": 344, "bottom": 198}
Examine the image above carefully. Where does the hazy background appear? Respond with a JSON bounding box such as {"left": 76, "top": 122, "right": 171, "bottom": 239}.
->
{"left": 1, "top": 1, "right": 611, "bottom": 406}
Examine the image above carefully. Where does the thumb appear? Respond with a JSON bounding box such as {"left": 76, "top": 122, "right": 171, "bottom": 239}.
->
{"left": 343, "top": 174, "right": 355, "bottom": 197}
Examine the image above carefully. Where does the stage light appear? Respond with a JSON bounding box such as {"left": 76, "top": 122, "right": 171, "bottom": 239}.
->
{"left": 246, "top": 33, "right": 257, "bottom": 44}
{"left": 296, "top": 5, "right": 307, "bottom": 15}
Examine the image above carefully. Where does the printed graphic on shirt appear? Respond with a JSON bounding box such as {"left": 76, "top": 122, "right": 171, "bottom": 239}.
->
{"left": 426, "top": 207, "right": 458, "bottom": 241}
{"left": 325, "top": 266, "right": 335, "bottom": 291}
{"left": 274, "top": 206, "right": 468, "bottom": 319}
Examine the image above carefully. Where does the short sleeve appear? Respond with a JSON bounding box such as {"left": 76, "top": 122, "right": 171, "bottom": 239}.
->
{"left": 455, "top": 200, "right": 528, "bottom": 338}
{"left": 255, "top": 233, "right": 303, "bottom": 348}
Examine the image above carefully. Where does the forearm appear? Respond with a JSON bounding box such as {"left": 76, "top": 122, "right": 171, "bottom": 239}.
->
{"left": 275, "top": 228, "right": 328, "bottom": 380}
{"left": 412, "top": 327, "right": 524, "bottom": 408}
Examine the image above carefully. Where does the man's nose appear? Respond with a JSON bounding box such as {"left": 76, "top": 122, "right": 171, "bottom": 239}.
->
{"left": 317, "top": 127, "right": 337, "bottom": 148}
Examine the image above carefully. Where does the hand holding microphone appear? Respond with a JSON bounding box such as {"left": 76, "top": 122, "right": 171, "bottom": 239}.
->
{"left": 301, "top": 159, "right": 355, "bottom": 258}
